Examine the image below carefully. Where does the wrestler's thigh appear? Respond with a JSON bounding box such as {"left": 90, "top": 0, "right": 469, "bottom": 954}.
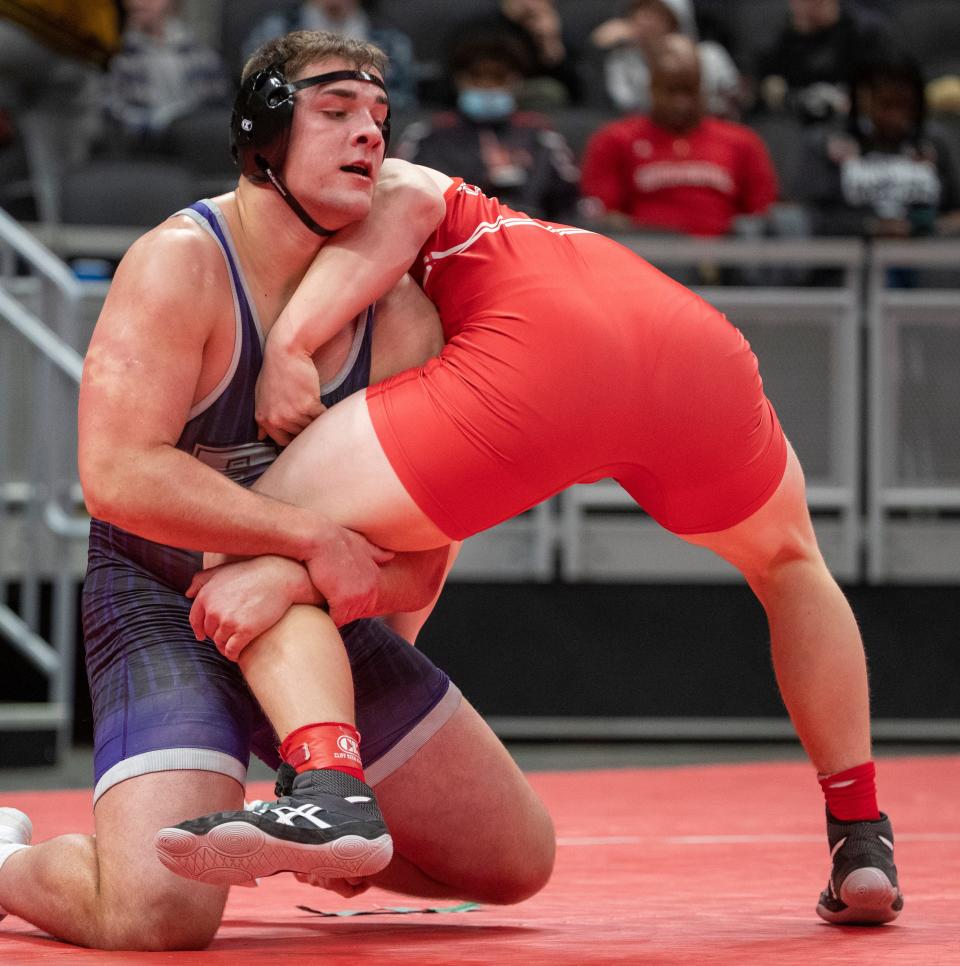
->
{"left": 680, "top": 439, "right": 822, "bottom": 576}
{"left": 251, "top": 391, "right": 447, "bottom": 551}
{"left": 371, "top": 699, "right": 556, "bottom": 902}
{"left": 93, "top": 770, "right": 242, "bottom": 941}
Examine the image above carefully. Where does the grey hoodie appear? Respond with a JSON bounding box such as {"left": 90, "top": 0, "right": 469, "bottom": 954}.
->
{"left": 603, "top": 0, "right": 739, "bottom": 116}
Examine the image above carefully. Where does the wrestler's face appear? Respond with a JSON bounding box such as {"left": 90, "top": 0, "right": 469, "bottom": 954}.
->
{"left": 283, "top": 57, "right": 389, "bottom": 231}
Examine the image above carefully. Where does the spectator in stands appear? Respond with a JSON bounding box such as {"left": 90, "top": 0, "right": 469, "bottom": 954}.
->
{"left": 580, "top": 34, "right": 777, "bottom": 236}
{"left": 793, "top": 54, "right": 960, "bottom": 237}
{"left": 242, "top": 0, "right": 417, "bottom": 111}
{"left": 461, "top": 0, "right": 582, "bottom": 107}
{"left": 103, "top": 0, "right": 229, "bottom": 151}
{"left": 756, "top": 0, "right": 898, "bottom": 124}
{"left": 397, "top": 34, "right": 579, "bottom": 221}
{"left": 0, "top": 1, "right": 120, "bottom": 219}
{"left": 590, "top": 0, "right": 741, "bottom": 118}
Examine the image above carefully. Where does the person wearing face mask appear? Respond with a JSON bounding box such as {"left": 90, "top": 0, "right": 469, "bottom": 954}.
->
{"left": 460, "top": 0, "right": 582, "bottom": 107}
{"left": 396, "top": 33, "right": 579, "bottom": 221}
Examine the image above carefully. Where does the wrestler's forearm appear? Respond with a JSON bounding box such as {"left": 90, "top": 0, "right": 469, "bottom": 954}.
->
{"left": 270, "top": 160, "right": 445, "bottom": 356}
{"left": 196, "top": 544, "right": 447, "bottom": 622}
{"left": 82, "top": 442, "right": 336, "bottom": 561}
{"left": 289, "top": 547, "right": 446, "bottom": 618}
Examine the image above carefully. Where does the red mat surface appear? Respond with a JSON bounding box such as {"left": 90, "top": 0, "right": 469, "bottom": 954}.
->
{"left": 2, "top": 755, "right": 958, "bottom": 964}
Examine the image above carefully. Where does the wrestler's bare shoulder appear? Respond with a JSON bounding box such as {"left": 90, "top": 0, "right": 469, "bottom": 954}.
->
{"left": 121, "top": 210, "right": 219, "bottom": 277}
{"left": 105, "top": 207, "right": 228, "bottom": 325}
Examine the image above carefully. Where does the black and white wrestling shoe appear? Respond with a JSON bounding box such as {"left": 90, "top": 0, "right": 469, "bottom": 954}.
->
{"left": 155, "top": 769, "right": 392, "bottom": 887}
{"left": 816, "top": 811, "right": 903, "bottom": 925}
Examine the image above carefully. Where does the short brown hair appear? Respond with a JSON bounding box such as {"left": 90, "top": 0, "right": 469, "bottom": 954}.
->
{"left": 241, "top": 30, "right": 388, "bottom": 84}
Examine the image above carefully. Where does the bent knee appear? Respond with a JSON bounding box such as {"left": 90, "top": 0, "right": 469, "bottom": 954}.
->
{"left": 471, "top": 816, "right": 556, "bottom": 905}
{"left": 475, "top": 851, "right": 555, "bottom": 905}
{"left": 688, "top": 444, "right": 824, "bottom": 577}
{"left": 101, "top": 894, "right": 222, "bottom": 951}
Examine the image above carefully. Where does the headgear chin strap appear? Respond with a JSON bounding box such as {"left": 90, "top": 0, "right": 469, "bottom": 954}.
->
{"left": 231, "top": 67, "right": 391, "bottom": 237}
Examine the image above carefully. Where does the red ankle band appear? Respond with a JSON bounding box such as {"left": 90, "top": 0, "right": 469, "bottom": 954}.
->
{"left": 818, "top": 760, "right": 881, "bottom": 822}
{"left": 279, "top": 722, "right": 364, "bottom": 781}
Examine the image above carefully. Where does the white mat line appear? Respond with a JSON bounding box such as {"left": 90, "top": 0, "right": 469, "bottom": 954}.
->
{"left": 559, "top": 832, "right": 960, "bottom": 846}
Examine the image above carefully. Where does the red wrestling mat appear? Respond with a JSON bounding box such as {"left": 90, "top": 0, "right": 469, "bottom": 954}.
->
{"left": 3, "top": 755, "right": 959, "bottom": 965}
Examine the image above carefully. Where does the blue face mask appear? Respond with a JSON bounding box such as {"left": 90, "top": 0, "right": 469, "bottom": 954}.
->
{"left": 457, "top": 88, "right": 516, "bottom": 122}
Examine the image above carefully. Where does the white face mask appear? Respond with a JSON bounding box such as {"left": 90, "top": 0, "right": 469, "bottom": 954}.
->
{"left": 458, "top": 88, "right": 517, "bottom": 122}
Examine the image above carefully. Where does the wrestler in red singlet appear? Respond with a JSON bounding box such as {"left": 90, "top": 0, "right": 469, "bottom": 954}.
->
{"left": 366, "top": 179, "right": 787, "bottom": 540}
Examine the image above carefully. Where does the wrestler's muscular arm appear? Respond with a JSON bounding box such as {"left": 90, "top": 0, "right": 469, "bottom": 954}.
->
{"left": 256, "top": 159, "right": 453, "bottom": 444}
{"left": 78, "top": 221, "right": 389, "bottom": 623}
{"left": 187, "top": 272, "right": 453, "bottom": 658}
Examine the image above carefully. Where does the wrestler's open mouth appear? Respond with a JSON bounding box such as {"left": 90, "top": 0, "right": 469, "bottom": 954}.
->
{"left": 341, "top": 163, "right": 371, "bottom": 178}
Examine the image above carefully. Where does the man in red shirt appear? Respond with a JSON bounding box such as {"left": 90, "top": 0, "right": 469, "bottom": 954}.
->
{"left": 580, "top": 34, "right": 777, "bottom": 235}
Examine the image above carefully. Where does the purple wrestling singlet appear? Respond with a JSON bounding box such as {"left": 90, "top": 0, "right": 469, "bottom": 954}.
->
{"left": 82, "top": 199, "right": 458, "bottom": 803}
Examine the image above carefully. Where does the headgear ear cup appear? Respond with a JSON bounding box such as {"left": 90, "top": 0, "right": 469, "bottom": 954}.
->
{"left": 230, "top": 66, "right": 295, "bottom": 182}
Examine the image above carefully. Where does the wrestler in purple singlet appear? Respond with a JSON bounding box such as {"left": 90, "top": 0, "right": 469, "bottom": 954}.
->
{"left": 82, "top": 199, "right": 459, "bottom": 804}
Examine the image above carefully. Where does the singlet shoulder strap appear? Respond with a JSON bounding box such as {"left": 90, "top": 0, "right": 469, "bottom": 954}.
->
{"left": 174, "top": 200, "right": 262, "bottom": 420}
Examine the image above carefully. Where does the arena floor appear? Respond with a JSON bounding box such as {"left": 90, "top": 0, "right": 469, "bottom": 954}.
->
{"left": 1, "top": 745, "right": 958, "bottom": 964}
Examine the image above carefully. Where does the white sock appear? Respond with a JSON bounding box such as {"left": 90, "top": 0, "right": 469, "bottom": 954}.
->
{"left": 0, "top": 842, "right": 30, "bottom": 919}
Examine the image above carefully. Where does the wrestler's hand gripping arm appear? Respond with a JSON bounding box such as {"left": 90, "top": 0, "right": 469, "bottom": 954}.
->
{"left": 78, "top": 222, "right": 391, "bottom": 621}
{"left": 185, "top": 544, "right": 451, "bottom": 660}
{"left": 255, "top": 159, "right": 451, "bottom": 446}
{"left": 185, "top": 271, "right": 454, "bottom": 651}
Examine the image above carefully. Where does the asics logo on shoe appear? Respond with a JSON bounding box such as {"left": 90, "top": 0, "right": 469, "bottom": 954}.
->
{"left": 830, "top": 836, "right": 848, "bottom": 859}
{"left": 879, "top": 836, "right": 893, "bottom": 851}
{"left": 269, "top": 804, "right": 333, "bottom": 829}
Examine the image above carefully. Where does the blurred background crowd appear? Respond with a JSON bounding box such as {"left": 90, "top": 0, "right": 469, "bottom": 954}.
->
{"left": 0, "top": 0, "right": 958, "bottom": 245}
{"left": 1, "top": 2, "right": 958, "bottom": 755}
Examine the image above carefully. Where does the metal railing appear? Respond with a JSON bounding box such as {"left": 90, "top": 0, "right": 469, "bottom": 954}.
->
{"left": 0, "top": 210, "right": 88, "bottom": 760}
{"left": 5, "top": 224, "right": 959, "bottom": 595}
{"left": 2, "top": 220, "right": 959, "bottom": 751}
{"left": 867, "top": 241, "right": 960, "bottom": 582}
{"left": 561, "top": 237, "right": 865, "bottom": 581}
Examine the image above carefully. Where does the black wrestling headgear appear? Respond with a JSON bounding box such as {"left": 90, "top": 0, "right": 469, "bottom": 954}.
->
{"left": 230, "top": 65, "right": 391, "bottom": 235}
